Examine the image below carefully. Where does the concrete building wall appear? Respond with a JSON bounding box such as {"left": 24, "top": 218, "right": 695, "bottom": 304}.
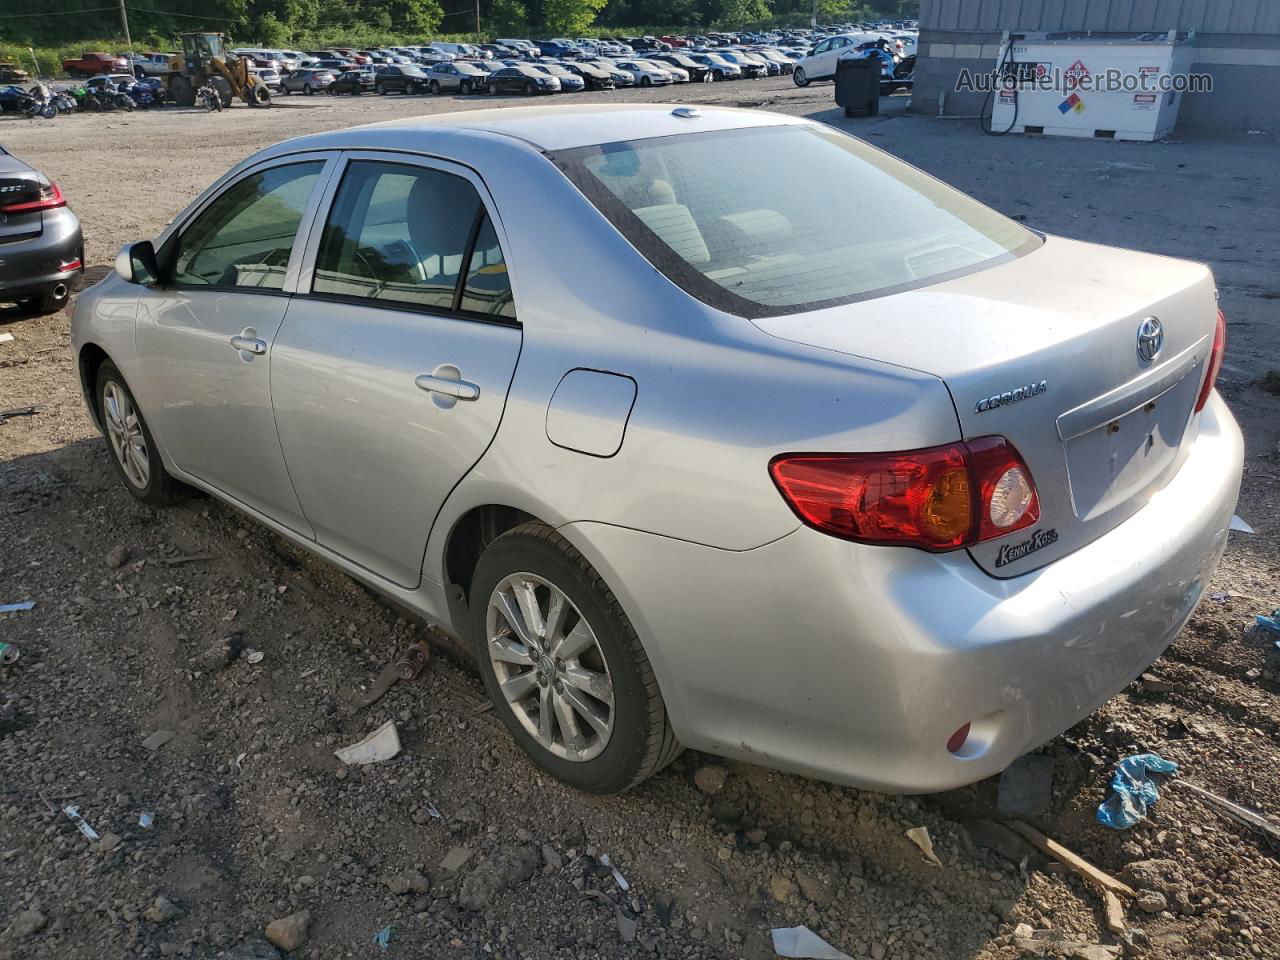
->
{"left": 912, "top": 0, "right": 1280, "bottom": 136}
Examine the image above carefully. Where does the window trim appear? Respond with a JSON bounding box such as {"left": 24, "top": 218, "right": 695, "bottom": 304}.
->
{"left": 156, "top": 151, "right": 341, "bottom": 296}
{"left": 294, "top": 151, "right": 519, "bottom": 326}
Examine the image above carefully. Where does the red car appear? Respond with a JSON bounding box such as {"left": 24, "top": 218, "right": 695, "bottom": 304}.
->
{"left": 660, "top": 35, "right": 688, "bottom": 48}
{"left": 331, "top": 48, "right": 371, "bottom": 65}
{"left": 62, "top": 51, "right": 129, "bottom": 76}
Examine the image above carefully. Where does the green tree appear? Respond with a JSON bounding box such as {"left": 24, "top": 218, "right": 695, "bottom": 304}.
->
{"left": 714, "top": 0, "right": 770, "bottom": 27}
{"left": 256, "top": 12, "right": 292, "bottom": 45}
{"left": 489, "top": 0, "right": 530, "bottom": 34}
{"left": 541, "top": 0, "right": 607, "bottom": 34}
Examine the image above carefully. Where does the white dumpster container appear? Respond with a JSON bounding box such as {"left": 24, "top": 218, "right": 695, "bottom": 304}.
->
{"left": 990, "top": 30, "right": 1196, "bottom": 142}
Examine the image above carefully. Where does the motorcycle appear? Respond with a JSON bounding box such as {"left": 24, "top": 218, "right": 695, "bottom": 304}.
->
{"left": 51, "top": 92, "right": 77, "bottom": 114}
{"left": 196, "top": 82, "right": 222, "bottom": 112}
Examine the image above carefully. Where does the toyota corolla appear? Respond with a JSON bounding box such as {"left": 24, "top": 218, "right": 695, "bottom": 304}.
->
{"left": 71, "top": 106, "right": 1240, "bottom": 794}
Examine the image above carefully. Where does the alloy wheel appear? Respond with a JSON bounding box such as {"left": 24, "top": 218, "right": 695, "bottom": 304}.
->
{"left": 103, "top": 381, "right": 149, "bottom": 489}
{"left": 485, "top": 572, "right": 615, "bottom": 762}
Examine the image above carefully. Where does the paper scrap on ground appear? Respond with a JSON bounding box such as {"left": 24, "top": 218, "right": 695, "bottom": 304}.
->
{"left": 373, "top": 926, "right": 393, "bottom": 951}
{"left": 335, "top": 721, "right": 402, "bottom": 765}
{"left": 905, "top": 826, "right": 942, "bottom": 866}
{"left": 0, "top": 333, "right": 13, "bottom": 343}
{"left": 771, "top": 925, "right": 854, "bottom": 960}
{"left": 1096, "top": 753, "right": 1178, "bottom": 829}
{"left": 0, "top": 601, "right": 35, "bottom": 613}
{"left": 64, "top": 805, "right": 100, "bottom": 841}
{"left": 1229, "top": 515, "right": 1254, "bottom": 533}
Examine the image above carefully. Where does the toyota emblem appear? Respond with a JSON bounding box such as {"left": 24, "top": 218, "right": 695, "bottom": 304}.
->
{"left": 1136, "top": 316, "right": 1164, "bottom": 364}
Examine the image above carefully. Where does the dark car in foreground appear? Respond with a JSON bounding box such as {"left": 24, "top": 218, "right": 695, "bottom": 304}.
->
{"left": 0, "top": 146, "right": 83, "bottom": 314}
{"left": 329, "top": 68, "right": 376, "bottom": 95}
{"left": 557, "top": 61, "right": 615, "bottom": 90}
{"left": 486, "top": 65, "right": 560, "bottom": 95}
{"left": 650, "top": 53, "right": 711, "bottom": 82}
{"left": 374, "top": 64, "right": 429, "bottom": 95}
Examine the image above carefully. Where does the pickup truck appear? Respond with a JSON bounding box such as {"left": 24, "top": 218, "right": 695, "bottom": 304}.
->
{"left": 124, "top": 52, "right": 174, "bottom": 78}
{"left": 62, "top": 52, "right": 129, "bottom": 76}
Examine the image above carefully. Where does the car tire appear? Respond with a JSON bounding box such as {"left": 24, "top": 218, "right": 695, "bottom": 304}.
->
{"left": 406, "top": 81, "right": 417, "bottom": 95}
{"left": 469, "top": 523, "right": 681, "bottom": 794}
{"left": 16, "top": 284, "right": 70, "bottom": 316}
{"left": 640, "top": 75, "right": 651, "bottom": 87}
{"left": 793, "top": 66, "right": 809, "bottom": 87}
{"left": 524, "top": 80, "right": 536, "bottom": 95}
{"left": 303, "top": 84, "right": 313, "bottom": 95}
{"left": 430, "top": 80, "right": 440, "bottom": 95}
{"left": 281, "top": 84, "right": 290, "bottom": 95}
{"left": 376, "top": 83, "right": 385, "bottom": 95}
{"left": 460, "top": 79, "right": 471, "bottom": 95}
{"left": 95, "top": 361, "right": 189, "bottom": 508}
{"left": 489, "top": 82, "right": 499, "bottom": 96}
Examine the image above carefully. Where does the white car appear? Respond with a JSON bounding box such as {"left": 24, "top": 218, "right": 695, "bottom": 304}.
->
{"left": 792, "top": 33, "right": 878, "bottom": 86}
{"left": 125, "top": 52, "right": 173, "bottom": 78}
{"left": 637, "top": 58, "right": 687, "bottom": 82}
{"left": 614, "top": 59, "right": 673, "bottom": 86}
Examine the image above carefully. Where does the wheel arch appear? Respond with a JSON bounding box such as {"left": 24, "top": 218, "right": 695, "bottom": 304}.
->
{"left": 440, "top": 503, "right": 538, "bottom": 636}
{"left": 77, "top": 341, "right": 111, "bottom": 430}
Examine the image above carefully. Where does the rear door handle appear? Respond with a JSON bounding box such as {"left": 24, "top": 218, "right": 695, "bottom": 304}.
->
{"left": 230, "top": 334, "right": 268, "bottom": 356}
{"left": 415, "top": 373, "right": 480, "bottom": 401}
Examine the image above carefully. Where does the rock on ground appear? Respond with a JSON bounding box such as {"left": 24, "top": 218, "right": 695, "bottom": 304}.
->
{"left": 265, "top": 910, "right": 311, "bottom": 952}
{"left": 458, "top": 846, "right": 540, "bottom": 911}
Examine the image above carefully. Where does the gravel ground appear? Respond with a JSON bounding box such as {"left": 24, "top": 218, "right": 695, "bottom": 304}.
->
{"left": 2, "top": 79, "right": 1280, "bottom": 960}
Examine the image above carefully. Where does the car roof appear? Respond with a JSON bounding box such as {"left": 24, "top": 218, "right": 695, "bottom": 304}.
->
{"left": 269, "top": 104, "right": 804, "bottom": 154}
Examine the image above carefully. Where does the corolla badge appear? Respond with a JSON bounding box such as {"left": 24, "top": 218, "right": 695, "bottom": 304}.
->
{"left": 974, "top": 379, "right": 1047, "bottom": 414}
{"left": 1136, "top": 316, "right": 1163, "bottom": 364}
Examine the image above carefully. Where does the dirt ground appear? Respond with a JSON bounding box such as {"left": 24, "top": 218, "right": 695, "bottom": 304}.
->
{"left": 2, "top": 79, "right": 1280, "bottom": 960}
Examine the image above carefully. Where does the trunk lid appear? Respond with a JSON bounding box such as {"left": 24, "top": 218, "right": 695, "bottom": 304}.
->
{"left": 751, "top": 235, "right": 1219, "bottom": 575}
{"left": 0, "top": 152, "right": 45, "bottom": 244}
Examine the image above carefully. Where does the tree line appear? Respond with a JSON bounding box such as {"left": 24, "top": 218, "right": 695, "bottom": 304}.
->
{"left": 0, "top": 0, "right": 918, "bottom": 50}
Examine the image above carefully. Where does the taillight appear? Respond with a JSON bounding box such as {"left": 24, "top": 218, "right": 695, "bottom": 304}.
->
{"left": 769, "top": 436, "right": 1040, "bottom": 552}
{"left": 0, "top": 181, "right": 66, "bottom": 214}
{"left": 1194, "top": 308, "right": 1226, "bottom": 413}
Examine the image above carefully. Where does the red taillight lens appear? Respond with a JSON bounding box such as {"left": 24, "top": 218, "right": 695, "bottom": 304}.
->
{"left": 770, "top": 436, "right": 1040, "bottom": 551}
{"left": 1194, "top": 308, "right": 1226, "bottom": 413}
{"left": 0, "top": 181, "right": 66, "bottom": 214}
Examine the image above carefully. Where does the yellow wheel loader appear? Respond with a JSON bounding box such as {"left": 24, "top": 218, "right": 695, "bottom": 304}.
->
{"left": 166, "top": 33, "right": 270, "bottom": 108}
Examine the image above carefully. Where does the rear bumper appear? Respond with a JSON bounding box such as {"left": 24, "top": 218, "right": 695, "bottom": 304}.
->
{"left": 561, "top": 393, "right": 1243, "bottom": 792}
{"left": 0, "top": 209, "right": 83, "bottom": 302}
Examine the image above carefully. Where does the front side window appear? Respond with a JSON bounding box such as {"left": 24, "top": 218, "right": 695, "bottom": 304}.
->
{"left": 552, "top": 125, "right": 1040, "bottom": 319}
{"left": 172, "top": 161, "right": 323, "bottom": 290}
{"left": 313, "top": 160, "right": 512, "bottom": 317}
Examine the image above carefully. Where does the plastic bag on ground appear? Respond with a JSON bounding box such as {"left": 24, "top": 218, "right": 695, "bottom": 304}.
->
{"left": 1096, "top": 753, "right": 1178, "bottom": 829}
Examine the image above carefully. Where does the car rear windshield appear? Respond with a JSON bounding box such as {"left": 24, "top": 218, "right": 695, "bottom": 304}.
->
{"left": 550, "top": 124, "right": 1040, "bottom": 319}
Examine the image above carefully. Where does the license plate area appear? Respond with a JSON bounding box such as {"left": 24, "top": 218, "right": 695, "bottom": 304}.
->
{"left": 1064, "top": 371, "right": 1197, "bottom": 522}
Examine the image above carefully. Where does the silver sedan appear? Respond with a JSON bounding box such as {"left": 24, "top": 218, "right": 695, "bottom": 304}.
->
{"left": 72, "top": 105, "right": 1241, "bottom": 794}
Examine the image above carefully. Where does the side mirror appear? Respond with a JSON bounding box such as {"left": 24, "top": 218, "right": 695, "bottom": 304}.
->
{"left": 115, "top": 240, "right": 160, "bottom": 286}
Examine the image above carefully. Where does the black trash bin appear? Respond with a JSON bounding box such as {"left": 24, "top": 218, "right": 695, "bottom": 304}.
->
{"left": 835, "top": 56, "right": 878, "bottom": 118}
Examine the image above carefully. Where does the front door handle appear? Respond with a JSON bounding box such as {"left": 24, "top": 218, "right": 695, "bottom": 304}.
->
{"left": 415, "top": 373, "right": 480, "bottom": 401}
{"left": 230, "top": 334, "right": 267, "bottom": 356}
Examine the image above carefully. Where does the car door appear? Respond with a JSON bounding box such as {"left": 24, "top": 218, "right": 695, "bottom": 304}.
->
{"left": 133, "top": 153, "right": 338, "bottom": 534}
{"left": 270, "top": 153, "right": 522, "bottom": 588}
{"left": 805, "top": 38, "right": 831, "bottom": 77}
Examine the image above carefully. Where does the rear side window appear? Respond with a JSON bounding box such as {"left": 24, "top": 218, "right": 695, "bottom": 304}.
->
{"left": 172, "top": 161, "right": 322, "bottom": 290}
{"left": 313, "top": 160, "right": 514, "bottom": 318}
{"left": 551, "top": 125, "right": 1040, "bottom": 319}
{"left": 459, "top": 215, "right": 515, "bottom": 318}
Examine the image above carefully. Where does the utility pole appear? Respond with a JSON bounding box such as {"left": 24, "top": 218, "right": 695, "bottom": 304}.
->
{"left": 475, "top": 0, "right": 481, "bottom": 37}
{"left": 118, "top": 0, "right": 133, "bottom": 50}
